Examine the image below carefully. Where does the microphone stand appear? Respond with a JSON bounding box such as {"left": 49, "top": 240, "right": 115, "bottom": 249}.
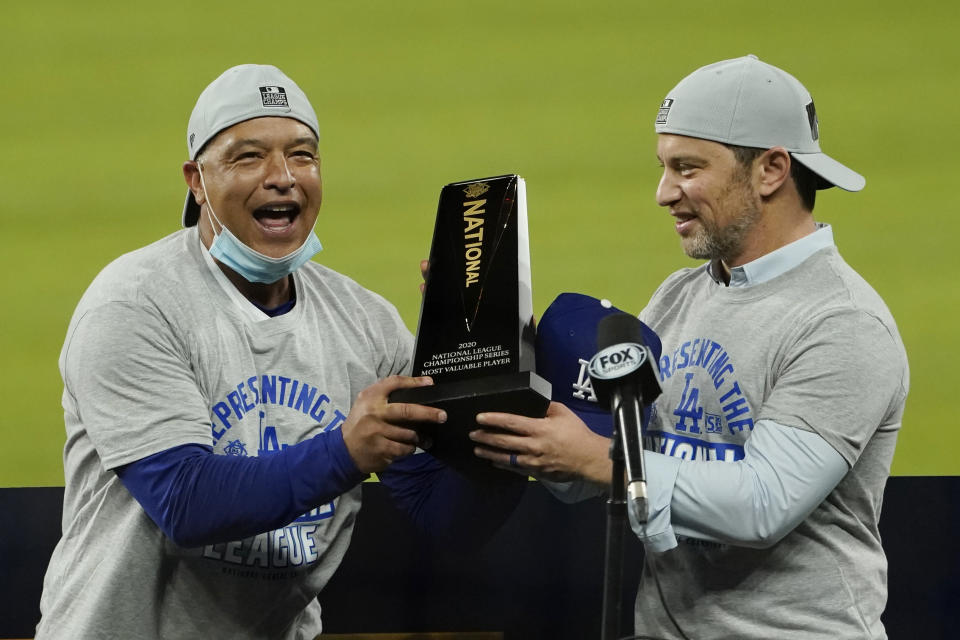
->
{"left": 600, "top": 404, "right": 627, "bottom": 640}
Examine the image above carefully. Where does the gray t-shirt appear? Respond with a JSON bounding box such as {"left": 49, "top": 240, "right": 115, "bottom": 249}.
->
{"left": 635, "top": 245, "right": 909, "bottom": 639}
{"left": 37, "top": 228, "right": 413, "bottom": 639}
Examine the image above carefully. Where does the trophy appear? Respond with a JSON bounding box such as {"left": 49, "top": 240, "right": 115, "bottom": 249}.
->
{"left": 390, "top": 174, "right": 551, "bottom": 473}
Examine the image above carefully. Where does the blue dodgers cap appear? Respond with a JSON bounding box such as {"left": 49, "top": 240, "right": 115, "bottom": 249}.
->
{"left": 536, "top": 293, "right": 661, "bottom": 437}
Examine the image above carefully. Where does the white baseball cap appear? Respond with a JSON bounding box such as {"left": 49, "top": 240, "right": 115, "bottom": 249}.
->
{"left": 182, "top": 64, "right": 320, "bottom": 227}
{"left": 655, "top": 55, "right": 864, "bottom": 192}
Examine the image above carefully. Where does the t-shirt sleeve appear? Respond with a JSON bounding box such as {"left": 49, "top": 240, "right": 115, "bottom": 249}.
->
{"left": 62, "top": 301, "right": 213, "bottom": 469}
{"left": 378, "top": 301, "right": 415, "bottom": 378}
{"left": 760, "top": 308, "right": 908, "bottom": 466}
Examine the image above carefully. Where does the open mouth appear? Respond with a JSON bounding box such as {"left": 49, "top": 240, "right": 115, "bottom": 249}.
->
{"left": 672, "top": 212, "right": 697, "bottom": 234}
{"left": 253, "top": 203, "right": 301, "bottom": 233}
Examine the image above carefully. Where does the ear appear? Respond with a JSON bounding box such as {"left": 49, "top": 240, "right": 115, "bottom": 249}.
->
{"left": 182, "top": 161, "right": 206, "bottom": 206}
{"left": 756, "top": 147, "right": 791, "bottom": 197}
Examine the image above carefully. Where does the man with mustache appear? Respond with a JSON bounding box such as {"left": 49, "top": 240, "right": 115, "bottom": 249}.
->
{"left": 473, "top": 55, "right": 909, "bottom": 639}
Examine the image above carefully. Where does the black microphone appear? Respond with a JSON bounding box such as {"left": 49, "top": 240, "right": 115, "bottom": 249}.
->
{"left": 588, "top": 312, "right": 662, "bottom": 523}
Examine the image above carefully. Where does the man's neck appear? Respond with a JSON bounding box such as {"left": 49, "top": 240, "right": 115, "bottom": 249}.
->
{"left": 723, "top": 204, "right": 817, "bottom": 270}
{"left": 198, "top": 214, "right": 294, "bottom": 308}
{"left": 217, "top": 262, "right": 294, "bottom": 308}
{"left": 711, "top": 221, "right": 832, "bottom": 288}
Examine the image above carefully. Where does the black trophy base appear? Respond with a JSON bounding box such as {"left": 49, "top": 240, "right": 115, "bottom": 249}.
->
{"left": 388, "top": 371, "right": 551, "bottom": 477}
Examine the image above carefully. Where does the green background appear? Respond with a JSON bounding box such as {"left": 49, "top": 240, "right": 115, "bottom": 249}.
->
{"left": 1, "top": 0, "right": 956, "bottom": 486}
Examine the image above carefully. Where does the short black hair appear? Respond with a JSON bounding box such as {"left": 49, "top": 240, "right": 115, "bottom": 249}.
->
{"left": 726, "top": 144, "right": 818, "bottom": 212}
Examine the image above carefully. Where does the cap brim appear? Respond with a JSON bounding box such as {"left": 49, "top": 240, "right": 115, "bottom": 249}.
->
{"left": 791, "top": 152, "right": 865, "bottom": 192}
{"left": 183, "top": 190, "right": 200, "bottom": 227}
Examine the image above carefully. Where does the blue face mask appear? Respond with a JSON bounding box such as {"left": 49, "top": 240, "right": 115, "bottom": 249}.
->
{"left": 197, "top": 163, "right": 323, "bottom": 284}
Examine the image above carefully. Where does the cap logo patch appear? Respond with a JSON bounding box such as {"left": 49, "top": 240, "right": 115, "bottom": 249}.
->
{"left": 259, "top": 85, "right": 289, "bottom": 107}
{"left": 656, "top": 98, "right": 674, "bottom": 125}
{"left": 572, "top": 358, "right": 599, "bottom": 402}
{"left": 805, "top": 101, "right": 819, "bottom": 141}
{"left": 189, "top": 133, "right": 196, "bottom": 149}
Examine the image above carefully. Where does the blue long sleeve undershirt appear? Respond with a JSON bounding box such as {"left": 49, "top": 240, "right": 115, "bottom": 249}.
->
{"left": 116, "top": 430, "right": 525, "bottom": 548}
{"left": 115, "top": 429, "right": 366, "bottom": 548}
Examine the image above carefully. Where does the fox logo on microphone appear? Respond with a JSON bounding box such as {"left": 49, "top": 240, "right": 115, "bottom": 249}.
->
{"left": 588, "top": 344, "right": 646, "bottom": 380}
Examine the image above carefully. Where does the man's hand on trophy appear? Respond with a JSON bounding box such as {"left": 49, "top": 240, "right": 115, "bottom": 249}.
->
{"left": 341, "top": 375, "right": 446, "bottom": 474}
{"left": 419, "top": 259, "right": 429, "bottom": 296}
{"left": 469, "top": 401, "right": 612, "bottom": 485}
